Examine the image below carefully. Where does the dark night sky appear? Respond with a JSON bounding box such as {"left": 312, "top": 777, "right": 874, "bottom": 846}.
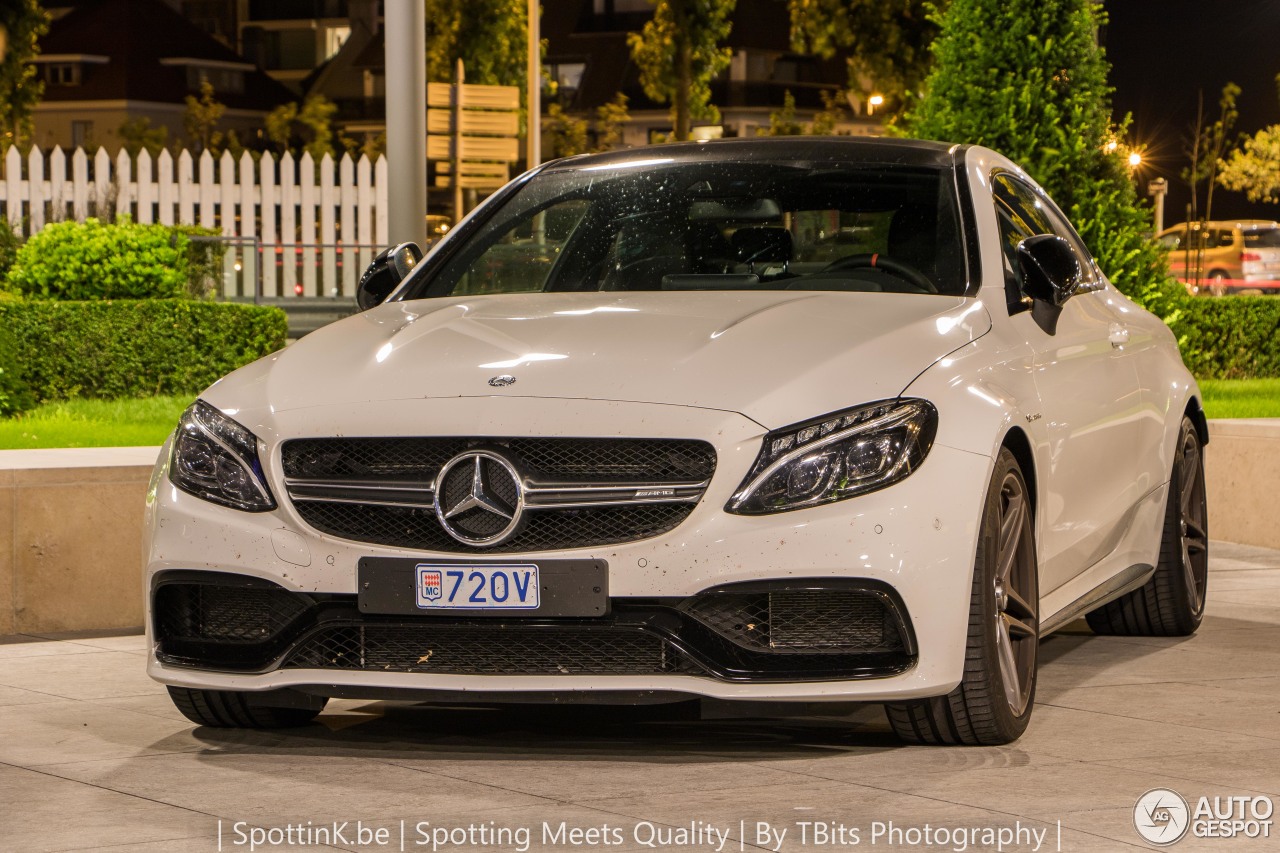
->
{"left": 1103, "top": 0, "right": 1280, "bottom": 224}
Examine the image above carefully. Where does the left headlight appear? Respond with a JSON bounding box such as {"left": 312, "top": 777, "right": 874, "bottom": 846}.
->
{"left": 169, "top": 400, "right": 276, "bottom": 512}
{"left": 727, "top": 398, "right": 937, "bottom": 515}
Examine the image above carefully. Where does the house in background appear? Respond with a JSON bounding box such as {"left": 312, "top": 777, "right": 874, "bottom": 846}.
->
{"left": 544, "top": 0, "right": 880, "bottom": 145}
{"left": 34, "top": 0, "right": 295, "bottom": 153}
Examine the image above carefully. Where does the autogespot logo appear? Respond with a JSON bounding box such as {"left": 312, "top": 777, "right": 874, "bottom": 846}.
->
{"left": 1135, "top": 788, "right": 1191, "bottom": 845}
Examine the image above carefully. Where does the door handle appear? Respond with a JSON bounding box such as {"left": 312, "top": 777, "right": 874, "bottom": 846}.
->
{"left": 1109, "top": 324, "right": 1130, "bottom": 348}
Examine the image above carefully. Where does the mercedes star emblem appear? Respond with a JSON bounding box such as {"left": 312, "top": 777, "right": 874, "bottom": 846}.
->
{"left": 433, "top": 450, "right": 525, "bottom": 546}
{"left": 488, "top": 375, "right": 517, "bottom": 387}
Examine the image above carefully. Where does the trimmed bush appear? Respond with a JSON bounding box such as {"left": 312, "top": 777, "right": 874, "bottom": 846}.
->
{"left": 0, "top": 217, "right": 21, "bottom": 285}
{"left": 5, "top": 218, "right": 191, "bottom": 300}
{"left": 1174, "top": 297, "right": 1280, "bottom": 380}
{"left": 0, "top": 299, "right": 287, "bottom": 402}
{"left": 0, "top": 322, "right": 34, "bottom": 416}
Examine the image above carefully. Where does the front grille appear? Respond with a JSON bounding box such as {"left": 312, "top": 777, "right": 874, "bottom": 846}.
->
{"left": 684, "top": 589, "right": 905, "bottom": 654}
{"left": 280, "top": 436, "right": 715, "bottom": 553}
{"left": 281, "top": 437, "right": 716, "bottom": 483}
{"left": 284, "top": 625, "right": 691, "bottom": 675}
{"left": 152, "top": 574, "right": 916, "bottom": 682}
{"left": 292, "top": 501, "right": 694, "bottom": 553}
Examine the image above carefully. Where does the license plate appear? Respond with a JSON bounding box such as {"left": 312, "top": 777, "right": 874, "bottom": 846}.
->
{"left": 415, "top": 564, "right": 538, "bottom": 610}
{"left": 357, "top": 557, "right": 608, "bottom": 617}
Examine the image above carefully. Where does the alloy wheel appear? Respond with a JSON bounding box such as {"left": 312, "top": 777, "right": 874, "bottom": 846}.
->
{"left": 993, "top": 472, "right": 1038, "bottom": 716}
{"left": 1177, "top": 429, "right": 1209, "bottom": 614}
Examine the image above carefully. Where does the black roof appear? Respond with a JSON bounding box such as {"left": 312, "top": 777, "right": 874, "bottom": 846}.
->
{"left": 541, "top": 136, "right": 964, "bottom": 172}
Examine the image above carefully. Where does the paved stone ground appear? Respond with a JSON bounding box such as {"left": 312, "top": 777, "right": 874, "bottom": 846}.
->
{"left": 2, "top": 541, "right": 1278, "bottom": 853}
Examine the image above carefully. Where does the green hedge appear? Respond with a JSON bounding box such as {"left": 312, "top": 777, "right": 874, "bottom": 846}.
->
{"left": 1175, "top": 296, "right": 1280, "bottom": 380}
{"left": 0, "top": 299, "right": 287, "bottom": 402}
{"left": 0, "top": 321, "right": 34, "bottom": 416}
{"left": 5, "top": 219, "right": 194, "bottom": 300}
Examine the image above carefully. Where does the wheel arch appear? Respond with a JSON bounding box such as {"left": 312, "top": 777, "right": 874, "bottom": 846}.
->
{"left": 998, "top": 426, "right": 1037, "bottom": 512}
{"left": 1185, "top": 394, "right": 1210, "bottom": 446}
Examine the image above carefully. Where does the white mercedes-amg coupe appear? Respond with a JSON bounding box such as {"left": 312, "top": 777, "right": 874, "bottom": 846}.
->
{"left": 145, "top": 138, "right": 1208, "bottom": 745}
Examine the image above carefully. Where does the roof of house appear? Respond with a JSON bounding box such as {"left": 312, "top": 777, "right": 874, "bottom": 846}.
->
{"left": 38, "top": 0, "right": 295, "bottom": 112}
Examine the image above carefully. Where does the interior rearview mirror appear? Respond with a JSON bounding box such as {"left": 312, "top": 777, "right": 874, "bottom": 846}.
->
{"left": 1016, "top": 234, "right": 1081, "bottom": 335}
{"left": 356, "top": 242, "right": 424, "bottom": 311}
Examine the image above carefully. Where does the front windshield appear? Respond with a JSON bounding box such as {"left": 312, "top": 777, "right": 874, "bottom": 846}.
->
{"left": 413, "top": 160, "right": 969, "bottom": 298}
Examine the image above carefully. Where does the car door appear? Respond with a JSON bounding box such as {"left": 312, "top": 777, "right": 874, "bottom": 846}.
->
{"left": 992, "top": 173, "right": 1148, "bottom": 593}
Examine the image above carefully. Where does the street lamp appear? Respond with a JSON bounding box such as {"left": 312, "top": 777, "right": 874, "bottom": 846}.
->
{"left": 1128, "top": 151, "right": 1142, "bottom": 168}
{"left": 867, "top": 94, "right": 885, "bottom": 116}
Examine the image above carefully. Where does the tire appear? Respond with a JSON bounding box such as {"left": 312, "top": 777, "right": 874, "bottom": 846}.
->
{"left": 1086, "top": 417, "right": 1208, "bottom": 637}
{"left": 885, "top": 449, "right": 1039, "bottom": 745}
{"left": 167, "top": 686, "right": 325, "bottom": 729}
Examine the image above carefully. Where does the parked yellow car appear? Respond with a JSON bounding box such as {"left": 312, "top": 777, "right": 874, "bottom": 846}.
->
{"left": 1157, "top": 220, "right": 1280, "bottom": 295}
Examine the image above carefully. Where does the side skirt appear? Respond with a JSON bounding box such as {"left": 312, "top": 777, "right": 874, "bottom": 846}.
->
{"left": 1039, "top": 562, "right": 1156, "bottom": 636}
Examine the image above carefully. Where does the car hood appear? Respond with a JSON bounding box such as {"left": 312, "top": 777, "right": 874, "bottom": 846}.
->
{"left": 207, "top": 291, "right": 990, "bottom": 430}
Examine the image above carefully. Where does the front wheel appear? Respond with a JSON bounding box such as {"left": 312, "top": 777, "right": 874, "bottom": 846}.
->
{"left": 885, "top": 449, "right": 1039, "bottom": 745}
{"left": 1086, "top": 417, "right": 1207, "bottom": 636}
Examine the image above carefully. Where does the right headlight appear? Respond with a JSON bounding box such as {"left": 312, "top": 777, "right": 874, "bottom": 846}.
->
{"left": 726, "top": 399, "right": 937, "bottom": 515}
{"left": 169, "top": 400, "right": 276, "bottom": 512}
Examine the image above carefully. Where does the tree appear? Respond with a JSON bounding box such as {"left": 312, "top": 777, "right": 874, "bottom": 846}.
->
{"left": 1219, "top": 126, "right": 1280, "bottom": 203}
{"left": 545, "top": 103, "right": 589, "bottom": 159}
{"left": 810, "top": 89, "right": 847, "bottom": 135}
{"left": 758, "top": 91, "right": 805, "bottom": 136}
{"left": 628, "top": 0, "right": 735, "bottom": 141}
{"left": 183, "top": 81, "right": 225, "bottom": 154}
{"left": 263, "top": 95, "right": 340, "bottom": 159}
{"left": 118, "top": 117, "right": 169, "bottom": 158}
{"left": 787, "top": 0, "right": 942, "bottom": 114}
{"left": 901, "top": 0, "right": 1183, "bottom": 317}
{"left": 297, "top": 94, "right": 338, "bottom": 160}
{"left": 425, "top": 0, "right": 527, "bottom": 89}
{"left": 265, "top": 102, "right": 298, "bottom": 153}
{"left": 594, "top": 93, "right": 630, "bottom": 152}
{"left": 1183, "top": 83, "right": 1239, "bottom": 227}
{"left": 0, "top": 0, "right": 49, "bottom": 149}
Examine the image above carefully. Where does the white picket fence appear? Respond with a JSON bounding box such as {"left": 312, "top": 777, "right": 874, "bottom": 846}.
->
{"left": 0, "top": 145, "right": 392, "bottom": 299}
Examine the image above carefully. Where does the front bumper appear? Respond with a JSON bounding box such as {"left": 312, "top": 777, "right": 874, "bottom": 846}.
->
{"left": 145, "top": 398, "right": 992, "bottom": 703}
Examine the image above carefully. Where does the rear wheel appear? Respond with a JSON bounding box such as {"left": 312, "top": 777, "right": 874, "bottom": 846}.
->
{"left": 167, "top": 686, "right": 326, "bottom": 729}
{"left": 885, "top": 449, "right": 1039, "bottom": 745}
{"left": 1086, "top": 417, "right": 1207, "bottom": 636}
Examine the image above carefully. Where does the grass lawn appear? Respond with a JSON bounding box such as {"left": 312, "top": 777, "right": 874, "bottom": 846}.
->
{"left": 0, "top": 396, "right": 191, "bottom": 449}
{"left": 1199, "top": 379, "right": 1280, "bottom": 419}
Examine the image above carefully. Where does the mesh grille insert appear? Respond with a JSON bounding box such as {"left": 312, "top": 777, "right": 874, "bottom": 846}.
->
{"left": 282, "top": 437, "right": 716, "bottom": 483}
{"left": 684, "top": 589, "right": 904, "bottom": 654}
{"left": 154, "top": 584, "right": 309, "bottom": 645}
{"left": 292, "top": 501, "right": 695, "bottom": 553}
{"left": 283, "top": 624, "right": 693, "bottom": 675}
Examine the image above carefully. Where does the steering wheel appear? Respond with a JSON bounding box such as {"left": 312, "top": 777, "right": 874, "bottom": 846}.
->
{"left": 821, "top": 253, "right": 938, "bottom": 294}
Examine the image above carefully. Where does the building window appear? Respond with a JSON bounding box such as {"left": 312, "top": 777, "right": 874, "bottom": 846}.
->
{"left": 186, "top": 66, "right": 245, "bottom": 95}
{"left": 71, "top": 121, "right": 94, "bottom": 148}
{"left": 547, "top": 61, "right": 585, "bottom": 102}
{"left": 46, "top": 63, "right": 81, "bottom": 86}
{"left": 323, "top": 26, "right": 350, "bottom": 60}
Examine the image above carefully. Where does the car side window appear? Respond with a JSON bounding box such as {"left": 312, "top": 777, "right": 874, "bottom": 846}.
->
{"left": 992, "top": 175, "right": 1051, "bottom": 311}
{"left": 992, "top": 173, "right": 1098, "bottom": 299}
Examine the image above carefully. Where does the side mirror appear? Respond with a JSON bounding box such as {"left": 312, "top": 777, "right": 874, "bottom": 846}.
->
{"left": 1016, "top": 234, "right": 1081, "bottom": 336}
{"left": 356, "top": 242, "right": 424, "bottom": 311}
